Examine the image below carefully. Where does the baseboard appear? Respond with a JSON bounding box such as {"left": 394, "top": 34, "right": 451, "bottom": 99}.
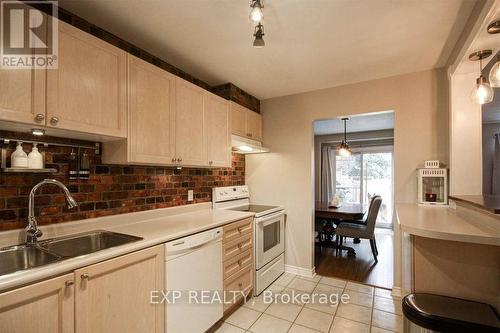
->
{"left": 285, "top": 264, "right": 316, "bottom": 278}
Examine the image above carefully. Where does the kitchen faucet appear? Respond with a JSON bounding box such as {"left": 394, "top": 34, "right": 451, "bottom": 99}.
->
{"left": 26, "top": 179, "right": 78, "bottom": 244}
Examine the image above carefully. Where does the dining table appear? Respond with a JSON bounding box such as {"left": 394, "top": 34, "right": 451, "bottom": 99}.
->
{"left": 315, "top": 201, "right": 368, "bottom": 255}
{"left": 315, "top": 201, "right": 367, "bottom": 220}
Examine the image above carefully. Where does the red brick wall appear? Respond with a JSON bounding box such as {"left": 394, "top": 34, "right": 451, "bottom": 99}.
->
{"left": 0, "top": 133, "right": 244, "bottom": 231}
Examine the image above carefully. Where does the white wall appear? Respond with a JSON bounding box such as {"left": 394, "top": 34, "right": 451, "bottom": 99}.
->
{"left": 246, "top": 69, "right": 449, "bottom": 287}
{"left": 449, "top": 72, "right": 483, "bottom": 195}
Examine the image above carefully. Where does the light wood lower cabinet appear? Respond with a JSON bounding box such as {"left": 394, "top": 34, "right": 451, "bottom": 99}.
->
{"left": 75, "top": 245, "right": 164, "bottom": 333}
{"left": 222, "top": 218, "right": 254, "bottom": 314}
{"left": 0, "top": 273, "right": 75, "bottom": 333}
{"left": 0, "top": 245, "right": 164, "bottom": 333}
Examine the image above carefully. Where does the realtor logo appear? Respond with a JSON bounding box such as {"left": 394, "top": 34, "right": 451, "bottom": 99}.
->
{"left": 1, "top": 1, "right": 58, "bottom": 69}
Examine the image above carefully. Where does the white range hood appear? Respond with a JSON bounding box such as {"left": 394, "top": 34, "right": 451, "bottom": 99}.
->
{"left": 231, "top": 135, "right": 270, "bottom": 154}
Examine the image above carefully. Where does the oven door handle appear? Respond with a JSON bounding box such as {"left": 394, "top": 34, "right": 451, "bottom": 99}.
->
{"left": 255, "top": 211, "right": 285, "bottom": 224}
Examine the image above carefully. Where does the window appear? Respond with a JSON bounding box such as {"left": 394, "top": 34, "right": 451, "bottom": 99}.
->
{"left": 334, "top": 148, "right": 393, "bottom": 228}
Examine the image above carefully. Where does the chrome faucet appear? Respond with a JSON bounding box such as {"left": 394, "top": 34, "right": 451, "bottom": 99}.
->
{"left": 27, "top": 179, "right": 78, "bottom": 244}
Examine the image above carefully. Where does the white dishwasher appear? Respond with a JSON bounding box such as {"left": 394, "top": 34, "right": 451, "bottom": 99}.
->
{"left": 165, "top": 227, "right": 223, "bottom": 333}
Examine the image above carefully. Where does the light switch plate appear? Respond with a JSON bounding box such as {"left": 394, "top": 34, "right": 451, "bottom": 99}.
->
{"left": 188, "top": 190, "right": 194, "bottom": 201}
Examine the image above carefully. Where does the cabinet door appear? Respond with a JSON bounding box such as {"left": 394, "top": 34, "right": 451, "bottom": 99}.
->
{"left": 129, "top": 55, "right": 176, "bottom": 164}
{"left": 47, "top": 21, "right": 127, "bottom": 137}
{"left": 247, "top": 110, "right": 263, "bottom": 141}
{"left": 205, "top": 92, "right": 231, "bottom": 167}
{"left": 0, "top": 68, "right": 45, "bottom": 125}
{"left": 0, "top": 273, "right": 74, "bottom": 333}
{"left": 75, "top": 245, "right": 164, "bottom": 333}
{"left": 230, "top": 102, "right": 247, "bottom": 137}
{"left": 175, "top": 78, "right": 206, "bottom": 166}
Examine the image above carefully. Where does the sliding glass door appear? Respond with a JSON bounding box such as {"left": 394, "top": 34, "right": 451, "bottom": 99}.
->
{"left": 334, "top": 148, "right": 393, "bottom": 228}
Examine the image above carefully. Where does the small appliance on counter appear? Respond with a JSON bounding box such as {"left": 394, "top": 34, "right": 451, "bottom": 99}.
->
{"left": 417, "top": 160, "right": 448, "bottom": 205}
{"left": 213, "top": 185, "right": 285, "bottom": 295}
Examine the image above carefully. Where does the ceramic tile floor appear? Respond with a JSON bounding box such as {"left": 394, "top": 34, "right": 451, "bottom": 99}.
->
{"left": 219, "top": 274, "right": 403, "bottom": 333}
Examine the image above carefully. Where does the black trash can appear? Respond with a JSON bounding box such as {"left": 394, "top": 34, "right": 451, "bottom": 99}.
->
{"left": 402, "top": 293, "right": 500, "bottom": 333}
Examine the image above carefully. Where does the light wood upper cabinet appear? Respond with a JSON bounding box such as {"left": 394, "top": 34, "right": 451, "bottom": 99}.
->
{"left": 0, "top": 68, "right": 46, "bottom": 125}
{"left": 230, "top": 102, "right": 262, "bottom": 141}
{"left": 0, "top": 273, "right": 75, "bottom": 333}
{"left": 128, "top": 55, "right": 176, "bottom": 164}
{"left": 74, "top": 245, "right": 164, "bottom": 333}
{"left": 205, "top": 92, "right": 231, "bottom": 167}
{"left": 47, "top": 21, "right": 127, "bottom": 138}
{"left": 231, "top": 103, "right": 247, "bottom": 137}
{"left": 175, "top": 78, "right": 206, "bottom": 166}
{"left": 246, "top": 109, "right": 263, "bottom": 141}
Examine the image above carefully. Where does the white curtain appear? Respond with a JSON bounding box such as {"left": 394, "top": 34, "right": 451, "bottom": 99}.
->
{"left": 319, "top": 145, "right": 335, "bottom": 202}
{"left": 493, "top": 134, "right": 500, "bottom": 195}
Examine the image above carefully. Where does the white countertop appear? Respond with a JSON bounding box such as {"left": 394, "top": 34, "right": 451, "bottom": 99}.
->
{"left": 396, "top": 203, "right": 500, "bottom": 246}
{"left": 0, "top": 203, "right": 254, "bottom": 292}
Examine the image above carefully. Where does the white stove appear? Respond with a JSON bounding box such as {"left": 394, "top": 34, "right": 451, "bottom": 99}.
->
{"left": 213, "top": 185, "right": 285, "bottom": 296}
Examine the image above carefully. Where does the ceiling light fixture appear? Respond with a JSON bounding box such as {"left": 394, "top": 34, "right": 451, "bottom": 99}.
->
{"left": 487, "top": 19, "right": 500, "bottom": 87}
{"left": 469, "top": 50, "right": 494, "bottom": 105}
{"left": 253, "top": 23, "right": 265, "bottom": 48}
{"left": 249, "top": 0, "right": 264, "bottom": 23}
{"left": 338, "top": 118, "right": 352, "bottom": 157}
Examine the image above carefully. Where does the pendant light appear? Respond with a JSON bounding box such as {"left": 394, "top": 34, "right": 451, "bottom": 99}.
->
{"left": 338, "top": 118, "right": 352, "bottom": 157}
{"left": 487, "top": 20, "right": 500, "bottom": 87}
{"left": 469, "top": 50, "right": 494, "bottom": 105}
{"left": 253, "top": 23, "right": 265, "bottom": 48}
{"left": 249, "top": 0, "right": 264, "bottom": 23}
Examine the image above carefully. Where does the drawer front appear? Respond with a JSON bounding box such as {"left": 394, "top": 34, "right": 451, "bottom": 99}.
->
{"left": 223, "top": 266, "right": 253, "bottom": 311}
{"left": 223, "top": 218, "right": 253, "bottom": 243}
{"left": 223, "top": 233, "right": 253, "bottom": 261}
{"left": 224, "top": 249, "right": 252, "bottom": 280}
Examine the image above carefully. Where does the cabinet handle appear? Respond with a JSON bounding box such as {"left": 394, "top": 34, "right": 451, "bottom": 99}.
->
{"left": 178, "top": 157, "right": 182, "bottom": 162}
{"left": 238, "top": 282, "right": 243, "bottom": 288}
{"left": 34, "top": 114, "right": 45, "bottom": 123}
{"left": 171, "top": 158, "right": 176, "bottom": 163}
{"left": 209, "top": 161, "right": 213, "bottom": 165}
{"left": 238, "top": 260, "right": 242, "bottom": 266}
{"left": 81, "top": 273, "right": 90, "bottom": 280}
{"left": 65, "top": 280, "right": 74, "bottom": 287}
{"left": 248, "top": 133, "right": 253, "bottom": 138}
{"left": 50, "top": 116, "right": 59, "bottom": 125}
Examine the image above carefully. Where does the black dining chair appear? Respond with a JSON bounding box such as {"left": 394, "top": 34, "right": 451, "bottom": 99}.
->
{"left": 335, "top": 196, "right": 382, "bottom": 262}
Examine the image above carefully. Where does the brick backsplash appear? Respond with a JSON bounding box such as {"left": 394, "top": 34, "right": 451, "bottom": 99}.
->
{"left": 0, "top": 132, "right": 244, "bottom": 231}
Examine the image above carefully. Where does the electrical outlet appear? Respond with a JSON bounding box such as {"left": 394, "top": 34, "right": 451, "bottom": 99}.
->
{"left": 188, "top": 190, "right": 194, "bottom": 201}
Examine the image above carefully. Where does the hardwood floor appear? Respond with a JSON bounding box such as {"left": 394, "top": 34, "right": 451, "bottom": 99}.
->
{"left": 314, "top": 228, "right": 393, "bottom": 289}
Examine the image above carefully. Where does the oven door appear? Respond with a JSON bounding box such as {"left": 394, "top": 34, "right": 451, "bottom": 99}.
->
{"left": 255, "top": 211, "right": 285, "bottom": 270}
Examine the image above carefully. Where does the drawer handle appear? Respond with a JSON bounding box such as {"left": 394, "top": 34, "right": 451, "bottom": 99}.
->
{"left": 238, "top": 282, "right": 243, "bottom": 288}
{"left": 81, "top": 273, "right": 90, "bottom": 280}
{"left": 238, "top": 260, "right": 242, "bottom": 266}
{"left": 238, "top": 244, "right": 242, "bottom": 249}
{"left": 65, "top": 280, "right": 74, "bottom": 287}
{"left": 238, "top": 227, "right": 243, "bottom": 232}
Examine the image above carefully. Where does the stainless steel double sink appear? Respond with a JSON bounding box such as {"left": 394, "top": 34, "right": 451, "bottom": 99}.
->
{"left": 0, "top": 230, "right": 142, "bottom": 276}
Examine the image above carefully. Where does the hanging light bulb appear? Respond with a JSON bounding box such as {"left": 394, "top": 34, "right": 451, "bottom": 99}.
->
{"left": 249, "top": 0, "right": 264, "bottom": 23}
{"left": 471, "top": 75, "right": 494, "bottom": 104}
{"left": 469, "top": 50, "right": 494, "bottom": 105}
{"left": 337, "top": 118, "right": 352, "bottom": 156}
{"left": 253, "top": 23, "right": 265, "bottom": 48}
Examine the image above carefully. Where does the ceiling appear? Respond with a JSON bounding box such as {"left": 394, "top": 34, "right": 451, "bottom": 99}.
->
{"left": 59, "top": 0, "right": 476, "bottom": 100}
{"left": 314, "top": 112, "right": 394, "bottom": 136}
